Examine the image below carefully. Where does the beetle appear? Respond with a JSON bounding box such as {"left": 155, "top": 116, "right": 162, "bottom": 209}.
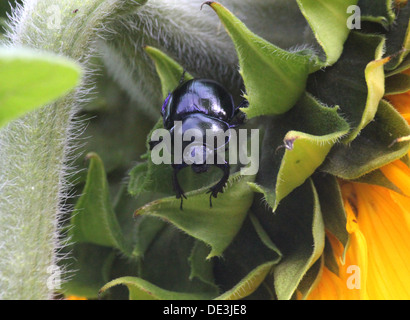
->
{"left": 150, "top": 75, "right": 248, "bottom": 209}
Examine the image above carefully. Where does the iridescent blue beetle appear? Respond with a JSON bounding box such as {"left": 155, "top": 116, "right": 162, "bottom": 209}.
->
{"left": 151, "top": 75, "right": 248, "bottom": 209}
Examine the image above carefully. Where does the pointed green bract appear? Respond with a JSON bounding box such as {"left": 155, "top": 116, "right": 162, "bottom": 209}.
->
{"left": 134, "top": 173, "right": 254, "bottom": 258}
{"left": 249, "top": 93, "right": 349, "bottom": 211}
{"left": 144, "top": 45, "right": 192, "bottom": 100}
{"left": 204, "top": 2, "right": 311, "bottom": 118}
{"left": 70, "top": 153, "right": 130, "bottom": 254}
{"left": 296, "top": 0, "right": 358, "bottom": 66}
{"left": 322, "top": 100, "right": 410, "bottom": 179}
{"left": 358, "top": 0, "right": 395, "bottom": 27}
{"left": 0, "top": 47, "right": 81, "bottom": 127}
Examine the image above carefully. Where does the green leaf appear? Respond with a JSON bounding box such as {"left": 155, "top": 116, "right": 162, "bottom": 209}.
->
{"left": 322, "top": 99, "right": 410, "bottom": 179}
{"left": 144, "top": 45, "right": 193, "bottom": 100}
{"left": 100, "top": 276, "right": 213, "bottom": 300}
{"left": 70, "top": 152, "right": 130, "bottom": 254}
{"left": 204, "top": 2, "right": 311, "bottom": 118}
{"left": 213, "top": 215, "right": 281, "bottom": 300}
{"left": 134, "top": 173, "right": 254, "bottom": 258}
{"left": 253, "top": 180, "right": 325, "bottom": 300}
{"left": 0, "top": 47, "right": 81, "bottom": 127}
{"left": 296, "top": 0, "right": 359, "bottom": 66}
{"left": 307, "top": 31, "right": 387, "bottom": 143}
{"left": 249, "top": 92, "right": 349, "bottom": 211}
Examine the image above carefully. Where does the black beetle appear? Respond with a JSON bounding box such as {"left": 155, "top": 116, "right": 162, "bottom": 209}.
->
{"left": 150, "top": 75, "right": 248, "bottom": 209}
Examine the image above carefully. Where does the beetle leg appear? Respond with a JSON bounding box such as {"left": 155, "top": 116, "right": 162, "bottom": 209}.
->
{"left": 207, "top": 161, "right": 230, "bottom": 207}
{"left": 172, "top": 163, "right": 188, "bottom": 210}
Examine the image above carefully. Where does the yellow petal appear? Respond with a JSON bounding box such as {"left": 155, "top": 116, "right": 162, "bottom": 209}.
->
{"left": 352, "top": 183, "right": 410, "bottom": 299}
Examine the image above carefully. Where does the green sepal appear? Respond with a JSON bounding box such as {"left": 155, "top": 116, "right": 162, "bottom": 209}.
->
{"left": 144, "top": 45, "right": 193, "bottom": 100}
{"left": 134, "top": 173, "right": 254, "bottom": 258}
{"left": 307, "top": 31, "right": 387, "bottom": 143}
{"left": 250, "top": 92, "right": 349, "bottom": 211}
{"left": 212, "top": 214, "right": 281, "bottom": 300}
{"left": 0, "top": 47, "right": 81, "bottom": 127}
{"left": 188, "top": 241, "right": 219, "bottom": 291}
{"left": 358, "top": 0, "right": 395, "bottom": 27}
{"left": 253, "top": 179, "right": 325, "bottom": 300}
{"left": 204, "top": 2, "right": 311, "bottom": 118}
{"left": 70, "top": 152, "right": 130, "bottom": 254}
{"left": 351, "top": 169, "right": 404, "bottom": 195}
{"left": 322, "top": 99, "right": 410, "bottom": 179}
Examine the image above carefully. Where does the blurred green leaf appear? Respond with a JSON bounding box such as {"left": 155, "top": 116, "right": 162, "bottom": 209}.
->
{"left": 0, "top": 47, "right": 81, "bottom": 127}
